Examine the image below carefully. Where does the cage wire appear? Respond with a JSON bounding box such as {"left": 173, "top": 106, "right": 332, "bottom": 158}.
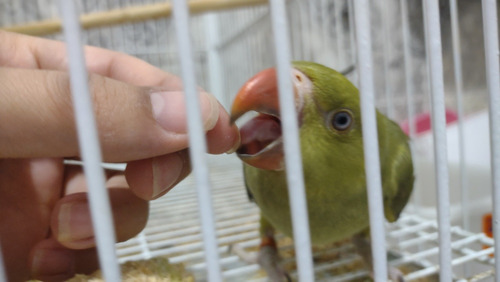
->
{"left": 0, "top": 0, "right": 499, "bottom": 281}
{"left": 59, "top": 1, "right": 127, "bottom": 280}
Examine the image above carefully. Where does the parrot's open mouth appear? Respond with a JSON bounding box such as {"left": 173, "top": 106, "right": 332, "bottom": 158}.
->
{"left": 230, "top": 66, "right": 312, "bottom": 170}
{"left": 237, "top": 113, "right": 282, "bottom": 155}
{"left": 232, "top": 111, "right": 285, "bottom": 170}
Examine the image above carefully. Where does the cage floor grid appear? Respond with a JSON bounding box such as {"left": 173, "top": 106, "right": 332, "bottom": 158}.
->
{"left": 115, "top": 155, "right": 495, "bottom": 281}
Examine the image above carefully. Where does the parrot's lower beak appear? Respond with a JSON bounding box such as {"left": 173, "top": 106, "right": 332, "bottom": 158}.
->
{"left": 230, "top": 67, "right": 312, "bottom": 171}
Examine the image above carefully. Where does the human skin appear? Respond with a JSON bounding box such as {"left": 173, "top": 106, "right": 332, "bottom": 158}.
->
{"left": 0, "top": 31, "right": 240, "bottom": 281}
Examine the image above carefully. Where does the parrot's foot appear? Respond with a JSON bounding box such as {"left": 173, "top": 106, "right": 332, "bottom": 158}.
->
{"left": 366, "top": 264, "right": 406, "bottom": 282}
{"left": 228, "top": 243, "right": 258, "bottom": 264}
{"left": 352, "top": 232, "right": 405, "bottom": 282}
{"left": 368, "top": 266, "right": 405, "bottom": 282}
{"left": 388, "top": 266, "right": 405, "bottom": 282}
{"left": 229, "top": 238, "right": 290, "bottom": 281}
{"left": 257, "top": 236, "right": 291, "bottom": 282}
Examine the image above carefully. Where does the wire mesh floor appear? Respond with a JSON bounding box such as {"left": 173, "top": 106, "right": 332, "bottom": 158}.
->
{"left": 115, "top": 155, "right": 496, "bottom": 281}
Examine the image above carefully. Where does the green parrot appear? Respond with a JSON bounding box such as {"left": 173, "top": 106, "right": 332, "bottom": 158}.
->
{"left": 230, "top": 61, "right": 414, "bottom": 281}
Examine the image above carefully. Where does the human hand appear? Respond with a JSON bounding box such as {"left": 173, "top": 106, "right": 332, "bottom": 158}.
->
{"left": 0, "top": 31, "right": 239, "bottom": 281}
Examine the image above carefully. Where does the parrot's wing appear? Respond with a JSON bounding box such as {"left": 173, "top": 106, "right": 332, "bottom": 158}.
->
{"left": 381, "top": 119, "right": 415, "bottom": 222}
{"left": 242, "top": 165, "right": 255, "bottom": 202}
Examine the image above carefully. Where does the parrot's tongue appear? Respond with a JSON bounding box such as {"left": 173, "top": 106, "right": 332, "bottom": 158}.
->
{"left": 236, "top": 114, "right": 284, "bottom": 170}
{"left": 238, "top": 114, "right": 281, "bottom": 155}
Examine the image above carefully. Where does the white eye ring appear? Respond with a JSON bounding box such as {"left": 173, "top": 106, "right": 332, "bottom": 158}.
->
{"left": 329, "top": 109, "right": 354, "bottom": 132}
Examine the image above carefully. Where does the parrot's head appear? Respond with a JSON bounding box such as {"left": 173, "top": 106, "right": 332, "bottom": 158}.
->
{"left": 230, "top": 61, "right": 363, "bottom": 171}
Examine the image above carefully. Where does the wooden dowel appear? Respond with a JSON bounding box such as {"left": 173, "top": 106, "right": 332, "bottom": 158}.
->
{"left": 1, "top": 0, "right": 268, "bottom": 36}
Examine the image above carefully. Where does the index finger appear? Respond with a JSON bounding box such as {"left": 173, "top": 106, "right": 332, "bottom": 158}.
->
{"left": 0, "top": 31, "right": 240, "bottom": 156}
{"left": 0, "top": 31, "right": 182, "bottom": 89}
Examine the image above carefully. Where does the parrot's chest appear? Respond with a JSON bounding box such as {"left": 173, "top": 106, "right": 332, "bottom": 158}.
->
{"left": 244, "top": 164, "right": 370, "bottom": 245}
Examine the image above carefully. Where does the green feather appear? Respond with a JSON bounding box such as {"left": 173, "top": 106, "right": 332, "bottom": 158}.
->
{"left": 242, "top": 61, "right": 414, "bottom": 245}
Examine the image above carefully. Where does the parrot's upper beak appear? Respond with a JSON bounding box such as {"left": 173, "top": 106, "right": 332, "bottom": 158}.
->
{"left": 230, "top": 67, "right": 312, "bottom": 171}
{"left": 230, "top": 68, "right": 281, "bottom": 124}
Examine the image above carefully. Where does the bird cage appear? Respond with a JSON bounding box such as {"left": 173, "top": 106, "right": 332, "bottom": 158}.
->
{"left": 0, "top": 0, "right": 499, "bottom": 281}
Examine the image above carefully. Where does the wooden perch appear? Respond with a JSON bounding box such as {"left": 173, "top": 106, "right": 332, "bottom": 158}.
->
{"left": 1, "top": 0, "right": 268, "bottom": 36}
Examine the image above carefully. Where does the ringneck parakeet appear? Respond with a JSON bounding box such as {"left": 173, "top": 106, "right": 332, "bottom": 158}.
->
{"left": 230, "top": 61, "right": 414, "bottom": 281}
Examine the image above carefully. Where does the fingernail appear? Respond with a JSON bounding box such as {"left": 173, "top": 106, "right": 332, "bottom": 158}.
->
{"left": 31, "top": 247, "right": 74, "bottom": 280}
{"left": 226, "top": 128, "right": 241, "bottom": 154}
{"left": 57, "top": 201, "right": 94, "bottom": 246}
{"left": 151, "top": 91, "right": 220, "bottom": 133}
{"left": 151, "top": 153, "right": 185, "bottom": 199}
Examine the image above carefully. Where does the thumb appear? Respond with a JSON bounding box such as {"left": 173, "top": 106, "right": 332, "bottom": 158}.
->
{"left": 0, "top": 67, "right": 235, "bottom": 161}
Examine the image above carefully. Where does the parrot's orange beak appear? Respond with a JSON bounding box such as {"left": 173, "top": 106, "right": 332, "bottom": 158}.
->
{"left": 230, "top": 67, "right": 311, "bottom": 171}
{"left": 230, "top": 68, "right": 280, "bottom": 124}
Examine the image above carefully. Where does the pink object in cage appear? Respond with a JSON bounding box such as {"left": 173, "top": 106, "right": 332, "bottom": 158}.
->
{"left": 400, "top": 109, "right": 459, "bottom": 135}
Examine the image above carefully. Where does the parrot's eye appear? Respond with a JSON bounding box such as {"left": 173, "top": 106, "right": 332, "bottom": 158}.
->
{"left": 329, "top": 110, "right": 353, "bottom": 132}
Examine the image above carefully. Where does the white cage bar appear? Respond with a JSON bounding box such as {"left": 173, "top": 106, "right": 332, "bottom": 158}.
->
{"left": 353, "top": 0, "right": 388, "bottom": 280}
{"left": 57, "top": 1, "right": 121, "bottom": 281}
{"left": 481, "top": 0, "right": 500, "bottom": 277}
{"left": 422, "top": 0, "right": 452, "bottom": 280}
{"left": 381, "top": 0, "right": 395, "bottom": 119}
{"left": 400, "top": 0, "right": 416, "bottom": 140}
{"left": 268, "top": 0, "right": 314, "bottom": 280}
{"left": 171, "top": 0, "right": 222, "bottom": 280}
{"left": 449, "top": 0, "right": 469, "bottom": 232}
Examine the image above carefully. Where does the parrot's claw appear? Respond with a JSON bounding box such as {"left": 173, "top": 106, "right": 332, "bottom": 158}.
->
{"left": 229, "top": 241, "right": 290, "bottom": 281}
{"left": 228, "top": 243, "right": 258, "bottom": 264}
{"left": 388, "top": 266, "right": 405, "bottom": 282}
{"left": 352, "top": 232, "right": 406, "bottom": 282}
{"left": 367, "top": 266, "right": 405, "bottom": 282}
{"left": 257, "top": 244, "right": 290, "bottom": 282}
